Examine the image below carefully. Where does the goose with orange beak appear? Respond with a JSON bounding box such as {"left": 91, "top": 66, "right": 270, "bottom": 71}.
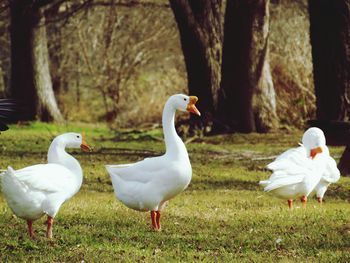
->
{"left": 106, "top": 94, "right": 200, "bottom": 231}
{"left": 1, "top": 133, "right": 91, "bottom": 239}
{"left": 260, "top": 127, "right": 339, "bottom": 209}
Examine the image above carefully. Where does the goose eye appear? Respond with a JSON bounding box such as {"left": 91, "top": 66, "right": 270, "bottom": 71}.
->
{"left": 184, "top": 98, "right": 187, "bottom": 101}
{"left": 76, "top": 135, "right": 80, "bottom": 138}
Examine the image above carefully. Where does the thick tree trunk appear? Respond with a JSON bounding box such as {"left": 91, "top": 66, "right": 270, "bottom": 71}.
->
{"left": 10, "top": 1, "right": 63, "bottom": 122}
{"left": 32, "top": 11, "right": 64, "bottom": 122}
{"left": 252, "top": 14, "right": 278, "bottom": 133}
{"left": 216, "top": 0, "right": 277, "bottom": 133}
{"left": 169, "top": 0, "right": 224, "bottom": 131}
{"left": 309, "top": 0, "right": 350, "bottom": 121}
{"left": 253, "top": 57, "right": 278, "bottom": 132}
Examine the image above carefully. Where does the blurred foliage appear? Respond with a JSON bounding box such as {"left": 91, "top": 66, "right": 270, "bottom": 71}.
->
{"left": 46, "top": 3, "right": 186, "bottom": 126}
{"left": 0, "top": 0, "right": 315, "bottom": 129}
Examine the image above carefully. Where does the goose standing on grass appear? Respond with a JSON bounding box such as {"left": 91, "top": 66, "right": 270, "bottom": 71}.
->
{"left": 0, "top": 133, "right": 91, "bottom": 239}
{"left": 106, "top": 94, "right": 200, "bottom": 231}
{"left": 0, "top": 99, "right": 17, "bottom": 131}
{"left": 259, "top": 127, "right": 338, "bottom": 209}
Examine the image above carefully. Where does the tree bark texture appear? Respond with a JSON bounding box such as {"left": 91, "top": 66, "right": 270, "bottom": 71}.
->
{"left": 169, "top": 0, "right": 224, "bottom": 131}
{"left": 309, "top": 0, "right": 350, "bottom": 121}
{"left": 0, "top": 67, "right": 5, "bottom": 95}
{"left": 10, "top": 1, "right": 63, "bottom": 122}
{"left": 217, "top": 0, "right": 277, "bottom": 133}
{"left": 170, "top": 0, "right": 277, "bottom": 133}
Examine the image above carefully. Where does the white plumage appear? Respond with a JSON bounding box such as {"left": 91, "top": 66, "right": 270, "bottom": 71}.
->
{"left": 1, "top": 132, "right": 91, "bottom": 238}
{"left": 2, "top": 165, "right": 79, "bottom": 220}
{"left": 106, "top": 94, "right": 200, "bottom": 231}
{"left": 261, "top": 146, "right": 321, "bottom": 200}
{"left": 313, "top": 154, "right": 340, "bottom": 203}
{"left": 260, "top": 127, "right": 340, "bottom": 208}
{"left": 107, "top": 155, "right": 191, "bottom": 212}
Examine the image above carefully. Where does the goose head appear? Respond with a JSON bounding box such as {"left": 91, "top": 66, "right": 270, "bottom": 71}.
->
{"left": 57, "top": 132, "right": 92, "bottom": 152}
{"left": 169, "top": 94, "right": 201, "bottom": 116}
{"left": 302, "top": 127, "right": 326, "bottom": 159}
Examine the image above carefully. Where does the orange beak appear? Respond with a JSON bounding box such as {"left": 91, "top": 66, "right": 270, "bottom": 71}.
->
{"left": 186, "top": 96, "right": 201, "bottom": 116}
{"left": 310, "top": 146, "right": 322, "bottom": 159}
{"left": 80, "top": 132, "right": 92, "bottom": 152}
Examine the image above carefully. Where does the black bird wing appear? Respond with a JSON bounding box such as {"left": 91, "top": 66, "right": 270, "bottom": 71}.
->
{"left": 0, "top": 99, "right": 17, "bottom": 131}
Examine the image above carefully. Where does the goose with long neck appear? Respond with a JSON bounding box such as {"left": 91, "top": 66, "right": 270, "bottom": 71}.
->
{"left": 162, "top": 97, "right": 189, "bottom": 158}
{"left": 48, "top": 133, "right": 88, "bottom": 179}
{"left": 106, "top": 94, "right": 200, "bottom": 231}
{"left": 1, "top": 132, "right": 91, "bottom": 239}
{"left": 259, "top": 127, "right": 338, "bottom": 209}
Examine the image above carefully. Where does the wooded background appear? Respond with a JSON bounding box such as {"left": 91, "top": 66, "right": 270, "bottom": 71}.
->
{"left": 0, "top": 0, "right": 349, "bottom": 134}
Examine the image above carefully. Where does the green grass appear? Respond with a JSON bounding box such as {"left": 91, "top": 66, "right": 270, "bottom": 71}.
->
{"left": 0, "top": 122, "right": 349, "bottom": 262}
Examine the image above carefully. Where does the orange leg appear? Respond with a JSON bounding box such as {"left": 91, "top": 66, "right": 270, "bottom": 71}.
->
{"left": 150, "top": 211, "right": 158, "bottom": 230}
{"left": 317, "top": 197, "right": 323, "bottom": 204}
{"left": 27, "top": 220, "right": 35, "bottom": 239}
{"left": 156, "top": 211, "right": 161, "bottom": 231}
{"left": 301, "top": 196, "right": 307, "bottom": 208}
{"left": 46, "top": 216, "right": 54, "bottom": 239}
{"left": 287, "top": 199, "right": 293, "bottom": 209}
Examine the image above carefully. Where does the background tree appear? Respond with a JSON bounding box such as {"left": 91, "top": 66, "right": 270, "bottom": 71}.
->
{"left": 170, "top": 0, "right": 277, "bottom": 133}
{"left": 9, "top": 0, "right": 64, "bottom": 121}
{"left": 308, "top": 0, "right": 350, "bottom": 121}
{"left": 169, "top": 0, "right": 225, "bottom": 132}
{"left": 0, "top": 9, "right": 10, "bottom": 97}
{"left": 217, "top": 0, "right": 277, "bottom": 133}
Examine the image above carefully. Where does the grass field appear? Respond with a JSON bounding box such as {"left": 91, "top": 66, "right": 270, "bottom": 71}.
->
{"left": 0, "top": 122, "right": 349, "bottom": 262}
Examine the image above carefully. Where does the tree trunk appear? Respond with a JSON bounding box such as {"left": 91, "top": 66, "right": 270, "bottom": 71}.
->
{"left": 10, "top": 1, "right": 63, "bottom": 122}
{"left": 309, "top": 0, "right": 350, "bottom": 121}
{"left": 0, "top": 67, "right": 4, "bottom": 96}
{"left": 253, "top": 56, "right": 278, "bottom": 132}
{"left": 169, "top": 0, "right": 224, "bottom": 132}
{"left": 216, "top": 0, "right": 277, "bottom": 133}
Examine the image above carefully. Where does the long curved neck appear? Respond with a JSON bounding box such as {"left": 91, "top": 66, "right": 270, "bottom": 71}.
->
{"left": 47, "top": 137, "right": 83, "bottom": 179}
{"left": 162, "top": 101, "right": 188, "bottom": 159}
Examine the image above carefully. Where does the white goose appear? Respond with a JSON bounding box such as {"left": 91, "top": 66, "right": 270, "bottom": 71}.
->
{"left": 260, "top": 127, "right": 335, "bottom": 209}
{"left": 0, "top": 133, "right": 91, "bottom": 238}
{"left": 106, "top": 94, "right": 200, "bottom": 231}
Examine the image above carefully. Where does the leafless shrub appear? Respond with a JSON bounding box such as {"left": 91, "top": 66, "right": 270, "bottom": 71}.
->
{"left": 50, "top": 4, "right": 186, "bottom": 126}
